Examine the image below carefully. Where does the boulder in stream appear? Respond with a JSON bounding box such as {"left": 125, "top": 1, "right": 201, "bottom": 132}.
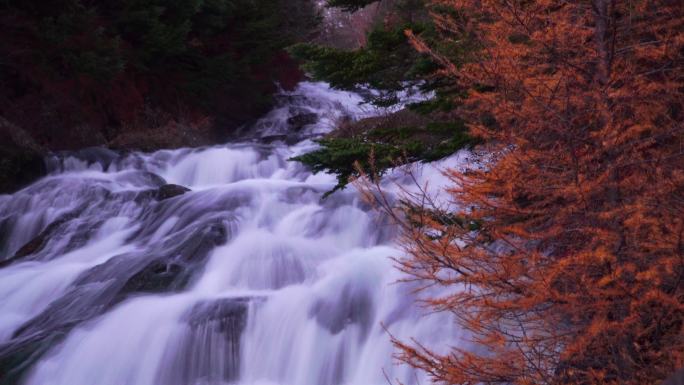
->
{"left": 156, "top": 184, "right": 191, "bottom": 201}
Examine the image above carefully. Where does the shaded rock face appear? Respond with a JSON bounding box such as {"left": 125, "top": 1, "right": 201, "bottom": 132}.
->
{"left": 287, "top": 112, "right": 319, "bottom": 131}
{"left": 0, "top": 182, "right": 236, "bottom": 384}
{"left": 156, "top": 184, "right": 191, "bottom": 201}
{"left": 0, "top": 118, "right": 46, "bottom": 195}
{"left": 157, "top": 298, "right": 253, "bottom": 384}
{"left": 20, "top": 218, "right": 231, "bottom": 333}
{"left": 310, "top": 284, "right": 374, "bottom": 339}
{"left": 0, "top": 152, "right": 45, "bottom": 195}
{"left": 1, "top": 210, "right": 84, "bottom": 267}
{"left": 120, "top": 260, "right": 186, "bottom": 294}
{"left": 108, "top": 119, "right": 217, "bottom": 153}
{"left": 0, "top": 219, "right": 231, "bottom": 384}
{"left": 0, "top": 330, "right": 65, "bottom": 385}
{"left": 70, "top": 147, "right": 120, "bottom": 170}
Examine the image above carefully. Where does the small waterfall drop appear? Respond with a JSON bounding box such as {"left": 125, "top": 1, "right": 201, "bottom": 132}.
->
{"left": 0, "top": 82, "right": 465, "bottom": 385}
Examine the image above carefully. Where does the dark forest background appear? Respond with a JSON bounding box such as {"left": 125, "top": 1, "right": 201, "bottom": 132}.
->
{"left": 0, "top": 0, "right": 318, "bottom": 192}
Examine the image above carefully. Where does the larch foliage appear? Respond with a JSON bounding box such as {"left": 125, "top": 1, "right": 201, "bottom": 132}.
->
{"left": 381, "top": 1, "right": 684, "bottom": 384}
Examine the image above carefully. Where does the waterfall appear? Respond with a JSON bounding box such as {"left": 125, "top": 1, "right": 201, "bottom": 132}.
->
{"left": 0, "top": 82, "right": 466, "bottom": 385}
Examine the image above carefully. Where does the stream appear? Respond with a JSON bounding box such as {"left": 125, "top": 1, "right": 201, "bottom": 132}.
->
{"left": 0, "top": 82, "right": 464, "bottom": 385}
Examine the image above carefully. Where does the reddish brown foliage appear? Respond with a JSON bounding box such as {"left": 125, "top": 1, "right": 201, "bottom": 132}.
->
{"left": 0, "top": 3, "right": 307, "bottom": 151}
{"left": 381, "top": 1, "right": 684, "bottom": 384}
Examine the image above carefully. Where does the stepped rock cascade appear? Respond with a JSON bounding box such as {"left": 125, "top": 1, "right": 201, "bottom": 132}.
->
{"left": 0, "top": 82, "right": 465, "bottom": 385}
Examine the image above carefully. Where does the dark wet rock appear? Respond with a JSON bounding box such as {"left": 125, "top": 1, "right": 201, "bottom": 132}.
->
{"left": 0, "top": 329, "right": 66, "bottom": 385}
{"left": 0, "top": 152, "right": 46, "bottom": 195}
{"left": 70, "top": 147, "right": 120, "bottom": 169}
{"left": 260, "top": 134, "right": 290, "bottom": 144}
{"left": 287, "top": 112, "right": 318, "bottom": 131}
{"left": 131, "top": 190, "right": 249, "bottom": 243}
{"left": 0, "top": 118, "right": 47, "bottom": 195}
{"left": 13, "top": 282, "right": 122, "bottom": 340}
{"left": 115, "top": 171, "right": 166, "bottom": 188}
{"left": 10, "top": 238, "right": 45, "bottom": 263}
{"left": 156, "top": 184, "right": 191, "bottom": 201}
{"left": 109, "top": 120, "right": 215, "bottom": 153}
{"left": 117, "top": 260, "right": 187, "bottom": 297}
{"left": 185, "top": 298, "right": 251, "bottom": 331}
{"left": 259, "top": 133, "right": 309, "bottom": 146}
{"left": 276, "top": 94, "right": 309, "bottom": 106}
{"left": 0, "top": 209, "right": 82, "bottom": 267}
{"left": 157, "top": 298, "right": 253, "bottom": 384}
{"left": 184, "top": 219, "right": 230, "bottom": 260}
{"left": 0, "top": 179, "right": 237, "bottom": 376}
{"left": 310, "top": 284, "right": 374, "bottom": 339}
{"left": 59, "top": 218, "right": 106, "bottom": 256}
{"left": 0, "top": 216, "right": 18, "bottom": 261}
{"left": 2, "top": 282, "right": 119, "bottom": 384}
{"left": 147, "top": 173, "right": 168, "bottom": 188}
{"left": 115, "top": 219, "right": 229, "bottom": 296}
{"left": 92, "top": 219, "right": 230, "bottom": 301}
{"left": 6, "top": 219, "right": 232, "bottom": 372}
{"left": 133, "top": 189, "right": 160, "bottom": 204}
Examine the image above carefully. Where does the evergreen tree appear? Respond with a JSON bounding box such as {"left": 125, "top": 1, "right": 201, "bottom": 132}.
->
{"left": 291, "top": 0, "right": 478, "bottom": 193}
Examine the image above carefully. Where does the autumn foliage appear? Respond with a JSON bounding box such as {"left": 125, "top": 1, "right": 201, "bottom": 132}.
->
{"left": 377, "top": 1, "right": 684, "bottom": 384}
{"left": 0, "top": 0, "right": 315, "bottom": 151}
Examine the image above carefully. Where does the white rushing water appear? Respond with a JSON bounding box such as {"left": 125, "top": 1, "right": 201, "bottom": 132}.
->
{"left": 0, "top": 82, "right": 466, "bottom": 385}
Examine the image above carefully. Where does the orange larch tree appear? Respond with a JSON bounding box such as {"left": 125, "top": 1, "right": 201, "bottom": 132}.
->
{"left": 376, "top": 1, "right": 684, "bottom": 384}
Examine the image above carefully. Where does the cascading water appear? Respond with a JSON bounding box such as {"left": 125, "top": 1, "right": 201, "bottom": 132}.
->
{"left": 0, "top": 82, "right": 465, "bottom": 385}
